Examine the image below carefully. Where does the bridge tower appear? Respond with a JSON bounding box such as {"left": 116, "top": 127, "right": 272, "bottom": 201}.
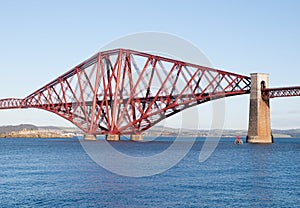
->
{"left": 247, "top": 73, "right": 273, "bottom": 143}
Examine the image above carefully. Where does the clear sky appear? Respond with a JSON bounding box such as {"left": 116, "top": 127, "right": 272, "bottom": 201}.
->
{"left": 0, "top": 0, "right": 299, "bottom": 130}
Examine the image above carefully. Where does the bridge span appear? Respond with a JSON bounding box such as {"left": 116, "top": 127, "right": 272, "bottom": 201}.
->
{"left": 0, "top": 48, "right": 299, "bottom": 143}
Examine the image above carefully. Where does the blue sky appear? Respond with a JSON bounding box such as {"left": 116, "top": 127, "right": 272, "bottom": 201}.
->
{"left": 0, "top": 0, "right": 299, "bottom": 129}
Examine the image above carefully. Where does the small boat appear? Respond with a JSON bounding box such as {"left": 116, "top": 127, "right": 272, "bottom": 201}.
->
{"left": 235, "top": 136, "right": 243, "bottom": 144}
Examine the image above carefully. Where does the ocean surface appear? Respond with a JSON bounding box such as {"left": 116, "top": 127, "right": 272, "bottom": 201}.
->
{"left": 0, "top": 137, "right": 299, "bottom": 208}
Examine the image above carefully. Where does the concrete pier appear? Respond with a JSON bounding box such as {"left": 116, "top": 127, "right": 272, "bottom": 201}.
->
{"left": 106, "top": 134, "right": 120, "bottom": 141}
{"left": 247, "top": 73, "right": 273, "bottom": 143}
{"left": 84, "top": 134, "right": 97, "bottom": 141}
{"left": 130, "top": 134, "right": 143, "bottom": 141}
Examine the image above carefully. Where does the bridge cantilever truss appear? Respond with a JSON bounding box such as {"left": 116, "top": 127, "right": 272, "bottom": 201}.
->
{"left": 0, "top": 49, "right": 251, "bottom": 135}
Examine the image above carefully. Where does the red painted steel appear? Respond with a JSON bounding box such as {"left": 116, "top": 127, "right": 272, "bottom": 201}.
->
{"left": 262, "top": 86, "right": 300, "bottom": 98}
{"left": 0, "top": 49, "right": 251, "bottom": 134}
{"left": 0, "top": 98, "right": 24, "bottom": 109}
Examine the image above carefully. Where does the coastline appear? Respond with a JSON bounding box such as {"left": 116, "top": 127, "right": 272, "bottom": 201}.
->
{"left": 0, "top": 124, "right": 298, "bottom": 139}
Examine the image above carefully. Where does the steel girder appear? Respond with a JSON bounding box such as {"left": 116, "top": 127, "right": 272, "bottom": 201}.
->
{"left": 262, "top": 86, "right": 300, "bottom": 98}
{"left": 0, "top": 98, "right": 25, "bottom": 109}
{"left": 0, "top": 49, "right": 251, "bottom": 134}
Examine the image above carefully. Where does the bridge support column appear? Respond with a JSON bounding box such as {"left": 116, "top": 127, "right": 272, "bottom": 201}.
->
{"left": 130, "top": 134, "right": 143, "bottom": 141}
{"left": 84, "top": 134, "right": 97, "bottom": 141}
{"left": 247, "top": 73, "right": 273, "bottom": 143}
{"left": 106, "top": 134, "right": 120, "bottom": 141}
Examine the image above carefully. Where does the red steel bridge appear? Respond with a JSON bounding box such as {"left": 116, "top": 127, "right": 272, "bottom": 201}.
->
{"left": 0, "top": 49, "right": 299, "bottom": 138}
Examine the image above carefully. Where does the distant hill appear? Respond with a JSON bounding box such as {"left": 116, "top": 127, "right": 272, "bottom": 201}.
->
{"left": 273, "top": 129, "right": 300, "bottom": 138}
{"left": 0, "top": 124, "right": 78, "bottom": 138}
{"left": 0, "top": 124, "right": 38, "bottom": 134}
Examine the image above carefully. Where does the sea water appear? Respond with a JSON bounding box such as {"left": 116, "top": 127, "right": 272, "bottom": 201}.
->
{"left": 0, "top": 137, "right": 299, "bottom": 207}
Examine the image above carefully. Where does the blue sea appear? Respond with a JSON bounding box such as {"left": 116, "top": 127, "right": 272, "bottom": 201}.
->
{"left": 0, "top": 137, "right": 299, "bottom": 207}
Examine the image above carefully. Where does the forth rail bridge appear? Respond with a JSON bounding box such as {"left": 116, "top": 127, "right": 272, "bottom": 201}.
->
{"left": 0, "top": 49, "right": 299, "bottom": 143}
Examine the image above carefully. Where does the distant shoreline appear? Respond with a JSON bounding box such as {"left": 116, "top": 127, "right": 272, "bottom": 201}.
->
{"left": 0, "top": 124, "right": 299, "bottom": 138}
{"left": 0, "top": 133, "right": 74, "bottom": 139}
{"left": 0, "top": 134, "right": 296, "bottom": 139}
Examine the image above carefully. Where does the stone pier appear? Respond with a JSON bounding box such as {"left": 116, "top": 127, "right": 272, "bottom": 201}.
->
{"left": 106, "top": 134, "right": 120, "bottom": 141}
{"left": 247, "top": 73, "right": 273, "bottom": 143}
{"left": 130, "top": 134, "right": 143, "bottom": 141}
{"left": 84, "top": 134, "right": 97, "bottom": 141}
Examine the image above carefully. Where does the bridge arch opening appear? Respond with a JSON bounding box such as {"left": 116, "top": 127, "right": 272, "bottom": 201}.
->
{"left": 261, "top": 81, "right": 266, "bottom": 90}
